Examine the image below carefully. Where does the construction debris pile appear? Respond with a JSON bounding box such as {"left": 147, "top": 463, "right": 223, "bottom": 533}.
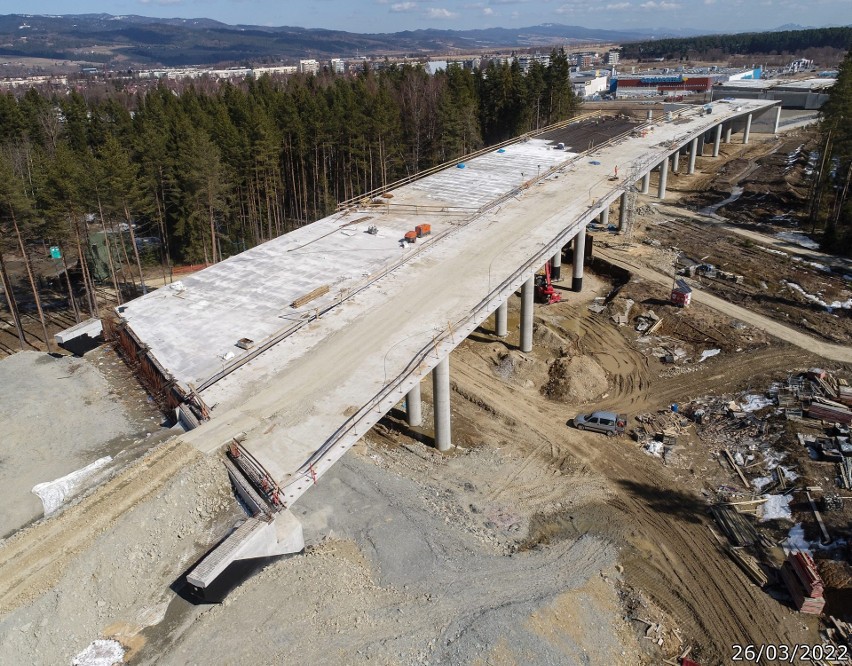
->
{"left": 633, "top": 368, "right": 852, "bottom": 631}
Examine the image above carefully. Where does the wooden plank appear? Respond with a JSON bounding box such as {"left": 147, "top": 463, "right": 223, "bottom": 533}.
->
{"left": 291, "top": 284, "right": 330, "bottom": 309}
{"left": 806, "top": 491, "right": 832, "bottom": 544}
{"left": 724, "top": 448, "right": 751, "bottom": 488}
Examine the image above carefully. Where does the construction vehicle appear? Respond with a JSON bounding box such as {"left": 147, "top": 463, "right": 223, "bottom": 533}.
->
{"left": 403, "top": 230, "right": 417, "bottom": 244}
{"left": 415, "top": 224, "right": 431, "bottom": 238}
{"left": 535, "top": 262, "right": 561, "bottom": 305}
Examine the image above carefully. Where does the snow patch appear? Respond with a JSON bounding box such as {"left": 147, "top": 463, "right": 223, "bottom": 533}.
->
{"left": 740, "top": 394, "right": 774, "bottom": 412}
{"left": 760, "top": 494, "right": 792, "bottom": 522}
{"left": 784, "top": 523, "right": 813, "bottom": 553}
{"left": 775, "top": 231, "right": 819, "bottom": 249}
{"left": 644, "top": 441, "right": 663, "bottom": 457}
{"left": 72, "top": 639, "right": 125, "bottom": 666}
{"left": 699, "top": 348, "right": 721, "bottom": 363}
{"left": 783, "top": 281, "right": 852, "bottom": 311}
{"left": 32, "top": 456, "right": 112, "bottom": 516}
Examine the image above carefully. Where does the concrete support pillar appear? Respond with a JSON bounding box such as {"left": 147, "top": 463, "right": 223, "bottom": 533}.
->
{"left": 713, "top": 123, "right": 723, "bottom": 157}
{"left": 495, "top": 300, "right": 508, "bottom": 337}
{"left": 658, "top": 157, "right": 668, "bottom": 199}
{"left": 619, "top": 192, "right": 628, "bottom": 230}
{"left": 697, "top": 134, "right": 705, "bottom": 157}
{"left": 572, "top": 226, "right": 586, "bottom": 293}
{"left": 672, "top": 150, "right": 680, "bottom": 172}
{"left": 646, "top": 110, "right": 653, "bottom": 120}
{"left": 773, "top": 105, "right": 781, "bottom": 134}
{"left": 600, "top": 207, "right": 610, "bottom": 228}
{"left": 406, "top": 383, "right": 422, "bottom": 428}
{"left": 551, "top": 249, "right": 562, "bottom": 282}
{"left": 724, "top": 124, "right": 732, "bottom": 143}
{"left": 743, "top": 113, "right": 752, "bottom": 144}
{"left": 641, "top": 171, "right": 650, "bottom": 194}
{"left": 432, "top": 356, "right": 451, "bottom": 452}
{"left": 520, "top": 277, "right": 534, "bottom": 353}
{"left": 688, "top": 138, "right": 698, "bottom": 175}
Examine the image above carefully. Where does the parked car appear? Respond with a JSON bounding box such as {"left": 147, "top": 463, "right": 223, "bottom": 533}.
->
{"left": 572, "top": 410, "right": 627, "bottom": 437}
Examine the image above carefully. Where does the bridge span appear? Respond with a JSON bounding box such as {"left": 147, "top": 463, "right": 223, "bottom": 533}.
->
{"left": 113, "top": 99, "right": 780, "bottom": 587}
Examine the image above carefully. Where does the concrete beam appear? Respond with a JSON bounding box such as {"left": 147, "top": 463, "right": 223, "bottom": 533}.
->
{"left": 671, "top": 150, "right": 680, "bottom": 172}
{"left": 743, "top": 113, "right": 752, "bottom": 144}
{"left": 520, "top": 277, "right": 534, "bottom": 353}
{"left": 551, "top": 248, "right": 562, "bottom": 281}
{"left": 406, "top": 382, "right": 422, "bottom": 427}
{"left": 658, "top": 157, "right": 668, "bottom": 199}
{"left": 432, "top": 355, "right": 451, "bottom": 451}
{"left": 495, "top": 300, "right": 508, "bottom": 337}
{"left": 572, "top": 226, "right": 586, "bottom": 292}
{"left": 641, "top": 171, "right": 650, "bottom": 194}
{"left": 724, "top": 124, "right": 732, "bottom": 143}
{"left": 713, "top": 123, "right": 723, "bottom": 157}
{"left": 619, "top": 192, "right": 628, "bottom": 230}
{"left": 688, "top": 137, "right": 698, "bottom": 174}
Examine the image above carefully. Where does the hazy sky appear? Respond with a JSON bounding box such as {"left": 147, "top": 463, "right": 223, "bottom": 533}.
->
{"left": 5, "top": 0, "right": 851, "bottom": 33}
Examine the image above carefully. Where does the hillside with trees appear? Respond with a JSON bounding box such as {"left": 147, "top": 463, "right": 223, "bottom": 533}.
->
{"left": 814, "top": 49, "right": 852, "bottom": 255}
{"left": 0, "top": 53, "right": 579, "bottom": 347}
{"left": 622, "top": 27, "right": 852, "bottom": 62}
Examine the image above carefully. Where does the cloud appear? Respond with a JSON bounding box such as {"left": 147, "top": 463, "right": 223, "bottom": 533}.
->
{"left": 483, "top": 7, "right": 495, "bottom": 14}
{"left": 137, "top": 0, "right": 183, "bottom": 5}
{"left": 640, "top": 0, "right": 681, "bottom": 8}
{"left": 390, "top": 1, "right": 417, "bottom": 11}
{"left": 426, "top": 7, "right": 460, "bottom": 18}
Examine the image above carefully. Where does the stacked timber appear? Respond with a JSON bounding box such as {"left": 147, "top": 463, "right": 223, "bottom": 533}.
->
{"left": 806, "top": 398, "right": 852, "bottom": 425}
{"left": 838, "top": 458, "right": 852, "bottom": 490}
{"left": 780, "top": 551, "right": 826, "bottom": 615}
{"left": 711, "top": 505, "right": 762, "bottom": 547}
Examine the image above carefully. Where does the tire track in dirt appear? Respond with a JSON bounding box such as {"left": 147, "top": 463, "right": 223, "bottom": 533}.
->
{"left": 449, "top": 326, "right": 815, "bottom": 665}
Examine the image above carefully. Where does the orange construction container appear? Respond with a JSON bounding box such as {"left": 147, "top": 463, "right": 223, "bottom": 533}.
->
{"left": 415, "top": 224, "right": 432, "bottom": 238}
{"left": 404, "top": 230, "right": 417, "bottom": 243}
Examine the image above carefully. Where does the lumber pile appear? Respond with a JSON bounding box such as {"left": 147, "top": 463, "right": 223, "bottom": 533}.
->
{"left": 290, "top": 284, "right": 330, "bottom": 309}
{"left": 711, "top": 504, "right": 763, "bottom": 547}
{"left": 806, "top": 398, "right": 852, "bottom": 425}
{"left": 727, "top": 545, "right": 768, "bottom": 586}
{"left": 780, "top": 551, "right": 826, "bottom": 615}
{"left": 826, "top": 616, "right": 852, "bottom": 653}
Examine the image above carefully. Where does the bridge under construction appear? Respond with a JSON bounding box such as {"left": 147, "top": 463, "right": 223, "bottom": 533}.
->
{"left": 110, "top": 99, "right": 782, "bottom": 587}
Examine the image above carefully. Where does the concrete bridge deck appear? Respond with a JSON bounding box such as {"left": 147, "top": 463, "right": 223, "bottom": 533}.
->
{"left": 118, "top": 99, "right": 779, "bottom": 515}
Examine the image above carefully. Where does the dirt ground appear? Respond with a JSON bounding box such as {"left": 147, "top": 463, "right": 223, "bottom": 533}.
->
{"left": 1, "top": 129, "right": 851, "bottom": 666}
{"left": 0, "top": 347, "right": 167, "bottom": 539}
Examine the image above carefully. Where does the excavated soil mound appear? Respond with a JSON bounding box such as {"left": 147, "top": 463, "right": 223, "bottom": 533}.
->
{"left": 542, "top": 355, "right": 609, "bottom": 403}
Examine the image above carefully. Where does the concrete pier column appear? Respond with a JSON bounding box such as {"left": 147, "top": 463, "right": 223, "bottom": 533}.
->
{"left": 688, "top": 138, "right": 698, "bottom": 174}
{"left": 551, "top": 249, "right": 562, "bottom": 282}
{"left": 672, "top": 150, "right": 680, "bottom": 172}
{"left": 713, "top": 123, "right": 723, "bottom": 157}
{"left": 572, "top": 226, "right": 586, "bottom": 293}
{"left": 724, "top": 124, "right": 732, "bottom": 143}
{"left": 641, "top": 171, "right": 650, "bottom": 194}
{"left": 658, "top": 157, "right": 669, "bottom": 199}
{"left": 495, "top": 300, "right": 508, "bottom": 337}
{"left": 646, "top": 110, "right": 653, "bottom": 120}
{"left": 432, "top": 356, "right": 451, "bottom": 451}
{"left": 520, "top": 277, "right": 534, "bottom": 353}
{"left": 697, "top": 134, "right": 705, "bottom": 157}
{"left": 743, "top": 113, "right": 752, "bottom": 144}
{"left": 619, "top": 192, "right": 629, "bottom": 230}
{"left": 773, "top": 105, "right": 782, "bottom": 134}
{"left": 406, "top": 383, "right": 422, "bottom": 427}
{"left": 600, "top": 207, "right": 610, "bottom": 228}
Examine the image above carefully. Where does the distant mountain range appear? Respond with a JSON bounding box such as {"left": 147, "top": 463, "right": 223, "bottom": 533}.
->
{"left": 0, "top": 13, "right": 711, "bottom": 67}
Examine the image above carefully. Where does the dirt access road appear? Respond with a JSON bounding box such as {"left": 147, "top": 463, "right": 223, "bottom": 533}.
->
{"left": 596, "top": 246, "right": 852, "bottom": 363}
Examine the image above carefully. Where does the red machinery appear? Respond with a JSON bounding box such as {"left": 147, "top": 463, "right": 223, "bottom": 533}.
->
{"left": 535, "top": 262, "right": 561, "bottom": 305}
